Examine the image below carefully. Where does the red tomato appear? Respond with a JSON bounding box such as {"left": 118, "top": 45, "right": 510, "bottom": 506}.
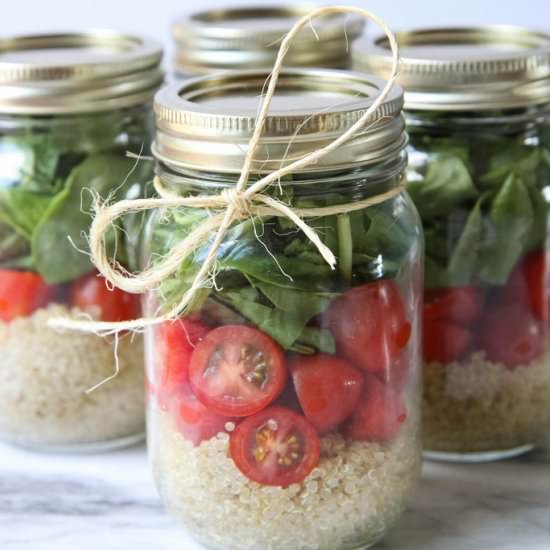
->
{"left": 344, "top": 375, "right": 406, "bottom": 443}
{"left": 156, "top": 318, "right": 210, "bottom": 408}
{"left": 424, "top": 286, "right": 484, "bottom": 326}
{"left": 171, "top": 382, "right": 234, "bottom": 446}
{"left": 480, "top": 304, "right": 543, "bottom": 368}
{"left": 325, "top": 280, "right": 411, "bottom": 378}
{"left": 0, "top": 270, "right": 57, "bottom": 321}
{"left": 69, "top": 272, "right": 140, "bottom": 322}
{"left": 290, "top": 354, "right": 363, "bottom": 434}
{"left": 189, "top": 325, "right": 287, "bottom": 417}
{"left": 230, "top": 406, "right": 320, "bottom": 487}
{"left": 506, "top": 251, "right": 550, "bottom": 320}
{"left": 423, "top": 320, "right": 472, "bottom": 363}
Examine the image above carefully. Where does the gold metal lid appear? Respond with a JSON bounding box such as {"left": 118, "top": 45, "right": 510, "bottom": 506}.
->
{"left": 172, "top": 5, "right": 365, "bottom": 75}
{"left": 153, "top": 68, "right": 405, "bottom": 174}
{"left": 353, "top": 26, "right": 550, "bottom": 111}
{"left": 0, "top": 31, "right": 163, "bottom": 114}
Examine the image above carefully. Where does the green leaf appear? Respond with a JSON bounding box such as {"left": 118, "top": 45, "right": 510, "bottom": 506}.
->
{"left": 447, "top": 197, "right": 484, "bottom": 286}
{"left": 0, "top": 188, "right": 52, "bottom": 239}
{"left": 32, "top": 153, "right": 148, "bottom": 284}
{"left": 407, "top": 153, "right": 478, "bottom": 220}
{"left": 478, "top": 174, "right": 534, "bottom": 285}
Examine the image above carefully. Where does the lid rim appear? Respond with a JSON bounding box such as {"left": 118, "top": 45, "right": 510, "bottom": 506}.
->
{"left": 353, "top": 25, "right": 550, "bottom": 110}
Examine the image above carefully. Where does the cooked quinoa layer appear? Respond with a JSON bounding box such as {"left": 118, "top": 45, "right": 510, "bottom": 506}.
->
{"left": 152, "top": 411, "right": 421, "bottom": 550}
{"left": 0, "top": 305, "right": 145, "bottom": 448}
{"left": 423, "top": 350, "right": 550, "bottom": 454}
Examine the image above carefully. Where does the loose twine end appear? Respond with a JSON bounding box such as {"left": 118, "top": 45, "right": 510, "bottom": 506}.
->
{"left": 49, "top": 5, "right": 402, "bottom": 338}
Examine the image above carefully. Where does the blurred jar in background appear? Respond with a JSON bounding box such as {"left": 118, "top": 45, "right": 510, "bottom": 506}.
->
{"left": 355, "top": 26, "right": 550, "bottom": 461}
{"left": 171, "top": 5, "right": 364, "bottom": 78}
{"left": 0, "top": 31, "right": 163, "bottom": 451}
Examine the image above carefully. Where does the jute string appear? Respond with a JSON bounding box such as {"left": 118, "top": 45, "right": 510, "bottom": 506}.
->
{"left": 49, "top": 5, "right": 401, "bottom": 335}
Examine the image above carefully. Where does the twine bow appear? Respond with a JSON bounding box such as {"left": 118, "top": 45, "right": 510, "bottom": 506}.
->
{"left": 49, "top": 5, "right": 401, "bottom": 334}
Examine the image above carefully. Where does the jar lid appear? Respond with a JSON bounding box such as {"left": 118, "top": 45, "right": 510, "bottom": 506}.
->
{"left": 153, "top": 68, "right": 405, "bottom": 174}
{"left": 0, "top": 31, "right": 163, "bottom": 114}
{"left": 172, "top": 5, "right": 365, "bottom": 75}
{"left": 353, "top": 25, "right": 550, "bottom": 111}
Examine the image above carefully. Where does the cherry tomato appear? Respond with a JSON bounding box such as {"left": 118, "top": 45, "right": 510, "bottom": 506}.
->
{"left": 230, "top": 406, "right": 320, "bottom": 487}
{"left": 171, "top": 382, "right": 234, "bottom": 446}
{"left": 424, "top": 286, "right": 484, "bottom": 326}
{"left": 189, "top": 325, "right": 287, "bottom": 417}
{"left": 423, "top": 320, "right": 472, "bottom": 363}
{"left": 344, "top": 375, "right": 406, "bottom": 443}
{"left": 156, "top": 318, "right": 210, "bottom": 408}
{"left": 69, "top": 271, "right": 140, "bottom": 322}
{"left": 506, "top": 251, "right": 550, "bottom": 320}
{"left": 0, "top": 270, "right": 57, "bottom": 321}
{"left": 290, "top": 354, "right": 363, "bottom": 434}
{"left": 480, "top": 304, "right": 543, "bottom": 368}
{"left": 325, "top": 280, "right": 411, "bottom": 378}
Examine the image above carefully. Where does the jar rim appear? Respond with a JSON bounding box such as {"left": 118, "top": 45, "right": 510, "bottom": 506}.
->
{"left": 0, "top": 30, "right": 163, "bottom": 114}
{"left": 153, "top": 68, "right": 406, "bottom": 174}
{"left": 353, "top": 25, "right": 550, "bottom": 111}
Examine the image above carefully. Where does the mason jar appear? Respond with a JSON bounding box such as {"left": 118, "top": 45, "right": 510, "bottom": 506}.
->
{"left": 144, "top": 69, "right": 423, "bottom": 550}
{"left": 0, "top": 31, "right": 163, "bottom": 451}
{"left": 171, "top": 5, "right": 364, "bottom": 78}
{"left": 355, "top": 26, "right": 550, "bottom": 461}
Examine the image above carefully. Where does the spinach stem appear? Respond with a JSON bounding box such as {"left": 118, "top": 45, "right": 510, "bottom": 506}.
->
{"left": 337, "top": 214, "right": 353, "bottom": 284}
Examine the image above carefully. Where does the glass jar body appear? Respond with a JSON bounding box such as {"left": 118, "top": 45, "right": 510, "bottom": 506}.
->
{"left": 145, "top": 158, "right": 423, "bottom": 550}
{"left": 407, "top": 107, "right": 550, "bottom": 460}
{"left": 0, "top": 105, "right": 154, "bottom": 451}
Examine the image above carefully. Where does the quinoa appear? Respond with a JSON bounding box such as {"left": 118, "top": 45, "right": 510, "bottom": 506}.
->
{"left": 423, "top": 349, "right": 550, "bottom": 454}
{"left": 0, "top": 304, "right": 145, "bottom": 449}
{"left": 151, "top": 409, "right": 421, "bottom": 550}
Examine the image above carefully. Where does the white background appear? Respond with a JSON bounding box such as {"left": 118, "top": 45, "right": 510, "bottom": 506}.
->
{"left": 2, "top": 0, "right": 550, "bottom": 63}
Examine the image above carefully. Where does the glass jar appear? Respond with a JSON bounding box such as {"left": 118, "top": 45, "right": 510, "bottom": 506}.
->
{"left": 0, "top": 31, "right": 163, "bottom": 451}
{"left": 171, "top": 5, "right": 364, "bottom": 78}
{"left": 144, "top": 69, "right": 423, "bottom": 550}
{"left": 354, "top": 26, "right": 550, "bottom": 460}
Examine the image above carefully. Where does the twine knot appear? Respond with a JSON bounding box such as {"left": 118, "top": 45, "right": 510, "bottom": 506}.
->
{"left": 221, "top": 188, "right": 252, "bottom": 219}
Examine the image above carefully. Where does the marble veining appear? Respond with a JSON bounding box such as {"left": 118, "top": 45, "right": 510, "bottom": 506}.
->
{"left": 1, "top": 441, "right": 549, "bottom": 550}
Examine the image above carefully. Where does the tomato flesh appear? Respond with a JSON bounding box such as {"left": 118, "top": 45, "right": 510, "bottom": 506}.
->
{"left": 290, "top": 354, "right": 363, "bottom": 434}
{"left": 171, "top": 382, "right": 234, "bottom": 446}
{"left": 230, "top": 406, "right": 320, "bottom": 487}
{"left": 507, "top": 251, "right": 550, "bottom": 321}
{"left": 344, "top": 375, "right": 406, "bottom": 443}
{"left": 423, "top": 320, "right": 473, "bottom": 363}
{"left": 424, "top": 286, "right": 484, "bottom": 326}
{"left": 156, "top": 318, "right": 210, "bottom": 408}
{"left": 189, "top": 325, "right": 287, "bottom": 417}
{"left": 0, "top": 270, "right": 57, "bottom": 321}
{"left": 480, "top": 304, "right": 543, "bottom": 368}
{"left": 325, "top": 280, "right": 411, "bottom": 378}
{"left": 69, "top": 271, "right": 140, "bottom": 322}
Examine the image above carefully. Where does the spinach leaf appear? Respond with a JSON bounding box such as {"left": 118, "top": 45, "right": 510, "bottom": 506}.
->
{"left": 407, "top": 153, "right": 478, "bottom": 220}
{"left": 32, "top": 153, "right": 145, "bottom": 284}
{"left": 478, "top": 174, "right": 534, "bottom": 285}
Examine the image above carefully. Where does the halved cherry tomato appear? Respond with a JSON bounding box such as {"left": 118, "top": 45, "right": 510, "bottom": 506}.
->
{"left": 69, "top": 271, "right": 140, "bottom": 322}
{"left": 230, "top": 406, "right": 320, "bottom": 487}
{"left": 171, "top": 382, "right": 234, "bottom": 447}
{"left": 290, "top": 354, "right": 363, "bottom": 434}
{"left": 424, "top": 286, "right": 484, "bottom": 326}
{"left": 156, "top": 318, "right": 210, "bottom": 408}
{"left": 344, "top": 375, "right": 406, "bottom": 443}
{"left": 505, "top": 251, "right": 550, "bottom": 320}
{"left": 0, "top": 270, "right": 57, "bottom": 321}
{"left": 189, "top": 325, "right": 287, "bottom": 417}
{"left": 325, "top": 280, "right": 411, "bottom": 378}
{"left": 423, "top": 320, "right": 472, "bottom": 363}
{"left": 480, "top": 304, "right": 543, "bottom": 368}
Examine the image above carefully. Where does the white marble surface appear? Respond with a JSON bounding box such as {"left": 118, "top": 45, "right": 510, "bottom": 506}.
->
{"left": 1, "top": 440, "right": 549, "bottom": 550}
